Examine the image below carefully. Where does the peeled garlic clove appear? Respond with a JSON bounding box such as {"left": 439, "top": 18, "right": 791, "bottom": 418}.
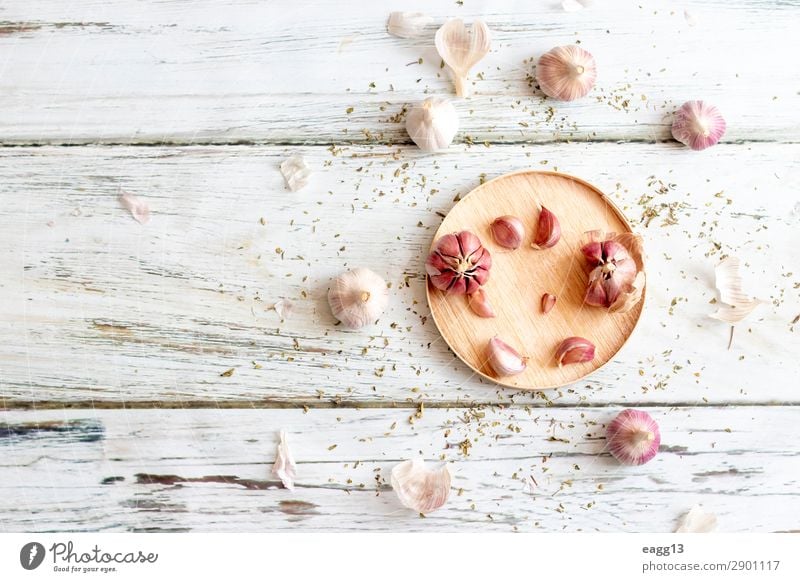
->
{"left": 606, "top": 409, "right": 661, "bottom": 466}
{"left": 468, "top": 288, "right": 496, "bottom": 318}
{"left": 280, "top": 155, "right": 312, "bottom": 191}
{"left": 426, "top": 231, "right": 491, "bottom": 295}
{"left": 435, "top": 19, "right": 491, "bottom": 98}
{"left": 390, "top": 458, "right": 451, "bottom": 514}
{"left": 537, "top": 45, "right": 597, "bottom": 101}
{"left": 487, "top": 336, "right": 527, "bottom": 377}
{"left": 328, "top": 267, "right": 389, "bottom": 329}
{"left": 406, "top": 97, "right": 459, "bottom": 153}
{"left": 387, "top": 12, "right": 433, "bottom": 39}
{"left": 490, "top": 215, "right": 524, "bottom": 250}
{"left": 555, "top": 336, "right": 595, "bottom": 367}
{"left": 671, "top": 100, "right": 726, "bottom": 151}
{"left": 531, "top": 205, "right": 561, "bottom": 249}
{"left": 541, "top": 292, "right": 557, "bottom": 314}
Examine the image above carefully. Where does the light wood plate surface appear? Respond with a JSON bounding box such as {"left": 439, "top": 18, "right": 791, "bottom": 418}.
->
{"left": 426, "top": 170, "right": 645, "bottom": 390}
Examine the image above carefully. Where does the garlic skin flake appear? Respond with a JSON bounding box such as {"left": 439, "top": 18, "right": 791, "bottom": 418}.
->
{"left": 328, "top": 268, "right": 389, "bottom": 329}
{"left": 391, "top": 458, "right": 451, "bottom": 514}
{"left": 710, "top": 256, "right": 765, "bottom": 325}
{"left": 675, "top": 505, "right": 718, "bottom": 533}
{"left": 119, "top": 192, "right": 150, "bottom": 224}
{"left": 387, "top": 12, "right": 433, "bottom": 39}
{"left": 272, "top": 430, "right": 297, "bottom": 490}
{"left": 672, "top": 101, "right": 726, "bottom": 151}
{"left": 406, "top": 97, "right": 459, "bottom": 153}
{"left": 487, "top": 336, "right": 527, "bottom": 377}
{"left": 435, "top": 19, "right": 491, "bottom": 98}
{"left": 537, "top": 45, "right": 597, "bottom": 101}
{"left": 606, "top": 409, "right": 661, "bottom": 466}
{"left": 280, "top": 155, "right": 311, "bottom": 191}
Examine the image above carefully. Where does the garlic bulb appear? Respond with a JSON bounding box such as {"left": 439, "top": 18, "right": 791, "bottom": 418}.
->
{"left": 328, "top": 268, "right": 389, "bottom": 329}
{"left": 581, "top": 230, "right": 645, "bottom": 312}
{"left": 486, "top": 336, "right": 527, "bottom": 377}
{"left": 606, "top": 409, "right": 661, "bottom": 466}
{"left": 671, "top": 100, "right": 726, "bottom": 151}
{"left": 675, "top": 505, "right": 718, "bottom": 533}
{"left": 536, "top": 45, "right": 597, "bottom": 101}
{"left": 426, "top": 231, "right": 491, "bottom": 295}
{"left": 406, "top": 97, "right": 459, "bottom": 153}
{"left": 387, "top": 12, "right": 433, "bottom": 39}
{"left": 391, "top": 458, "right": 451, "bottom": 514}
{"left": 435, "top": 19, "right": 491, "bottom": 98}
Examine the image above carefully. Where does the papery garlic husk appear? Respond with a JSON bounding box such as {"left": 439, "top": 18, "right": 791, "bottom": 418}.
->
{"left": 119, "top": 192, "right": 151, "bottom": 224}
{"left": 606, "top": 409, "right": 661, "bottom": 466}
{"left": 271, "top": 430, "right": 297, "bottom": 490}
{"left": 490, "top": 215, "right": 524, "bottom": 249}
{"left": 391, "top": 458, "right": 451, "bottom": 514}
{"left": 710, "top": 256, "right": 765, "bottom": 325}
{"left": 468, "top": 288, "right": 496, "bottom": 318}
{"left": 531, "top": 205, "right": 561, "bottom": 249}
{"left": 581, "top": 230, "right": 645, "bottom": 312}
{"left": 387, "top": 12, "right": 433, "bottom": 39}
{"left": 671, "top": 100, "right": 726, "bottom": 151}
{"left": 280, "top": 155, "right": 312, "bottom": 191}
{"left": 537, "top": 45, "right": 597, "bottom": 101}
{"left": 541, "top": 293, "right": 557, "bottom": 314}
{"left": 435, "top": 19, "right": 491, "bottom": 98}
{"left": 426, "top": 231, "right": 491, "bottom": 295}
{"left": 675, "top": 505, "right": 718, "bottom": 533}
{"left": 555, "top": 336, "right": 595, "bottom": 367}
{"left": 328, "top": 267, "right": 389, "bottom": 329}
{"left": 487, "top": 336, "right": 527, "bottom": 377}
{"left": 406, "top": 97, "right": 459, "bottom": 153}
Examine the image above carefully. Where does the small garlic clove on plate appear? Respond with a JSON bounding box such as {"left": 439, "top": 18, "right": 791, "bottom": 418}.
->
{"left": 606, "top": 409, "right": 661, "bottom": 466}
{"left": 406, "top": 97, "right": 459, "bottom": 153}
{"left": 280, "top": 155, "right": 312, "bottom": 191}
{"left": 531, "top": 205, "right": 561, "bottom": 249}
{"left": 537, "top": 45, "right": 597, "bottom": 101}
{"left": 328, "top": 267, "right": 389, "bottom": 329}
{"left": 487, "top": 336, "right": 527, "bottom": 377}
{"left": 468, "top": 288, "right": 496, "bottom": 318}
{"left": 490, "top": 215, "right": 524, "bottom": 249}
{"left": 555, "top": 336, "right": 595, "bottom": 367}
{"left": 435, "top": 19, "right": 491, "bottom": 98}
{"left": 671, "top": 100, "right": 726, "bottom": 151}
{"left": 390, "top": 458, "right": 451, "bottom": 514}
{"left": 541, "top": 293, "right": 557, "bottom": 314}
{"left": 387, "top": 12, "right": 433, "bottom": 39}
{"left": 426, "top": 231, "right": 491, "bottom": 295}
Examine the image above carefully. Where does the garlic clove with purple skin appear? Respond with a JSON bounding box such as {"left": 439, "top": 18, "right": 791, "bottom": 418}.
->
{"left": 468, "top": 288, "right": 496, "bottom": 318}
{"left": 486, "top": 337, "right": 527, "bottom": 377}
{"left": 490, "top": 215, "right": 524, "bottom": 249}
{"left": 606, "top": 409, "right": 661, "bottom": 465}
{"left": 671, "top": 100, "right": 726, "bottom": 151}
{"left": 540, "top": 293, "right": 557, "bottom": 314}
{"left": 531, "top": 206, "right": 561, "bottom": 249}
{"left": 555, "top": 336, "right": 595, "bottom": 367}
{"left": 536, "top": 45, "right": 597, "bottom": 101}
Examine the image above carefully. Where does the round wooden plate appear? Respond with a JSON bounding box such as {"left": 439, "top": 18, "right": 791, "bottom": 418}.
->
{"left": 426, "top": 170, "right": 645, "bottom": 390}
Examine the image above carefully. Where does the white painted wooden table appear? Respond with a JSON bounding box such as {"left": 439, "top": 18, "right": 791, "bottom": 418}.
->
{"left": 1, "top": 0, "right": 798, "bottom": 532}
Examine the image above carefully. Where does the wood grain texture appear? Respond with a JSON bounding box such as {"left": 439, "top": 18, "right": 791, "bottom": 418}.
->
{"left": 2, "top": 407, "right": 798, "bottom": 532}
{"left": 0, "top": 0, "right": 797, "bottom": 144}
{"left": 1, "top": 143, "right": 797, "bottom": 406}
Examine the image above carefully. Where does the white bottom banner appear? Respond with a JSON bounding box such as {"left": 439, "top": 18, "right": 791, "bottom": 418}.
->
{"left": 1, "top": 533, "right": 797, "bottom": 581}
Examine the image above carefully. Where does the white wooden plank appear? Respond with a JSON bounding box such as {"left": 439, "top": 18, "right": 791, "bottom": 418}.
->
{"left": 0, "top": 143, "right": 797, "bottom": 406}
{"left": 0, "top": 0, "right": 797, "bottom": 143}
{"left": 1, "top": 407, "right": 797, "bottom": 532}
